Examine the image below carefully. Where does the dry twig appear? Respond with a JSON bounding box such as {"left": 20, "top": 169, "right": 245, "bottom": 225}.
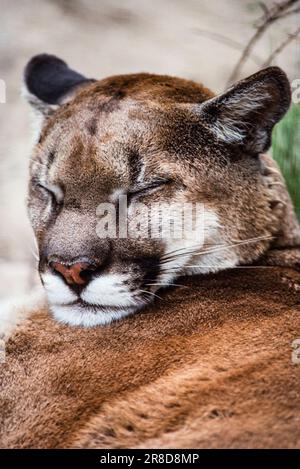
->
{"left": 226, "top": 0, "right": 300, "bottom": 86}
{"left": 192, "top": 28, "right": 262, "bottom": 66}
{"left": 262, "top": 26, "right": 300, "bottom": 67}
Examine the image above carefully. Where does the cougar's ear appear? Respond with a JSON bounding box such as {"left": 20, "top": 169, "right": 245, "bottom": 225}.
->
{"left": 198, "top": 67, "right": 291, "bottom": 154}
{"left": 23, "top": 54, "right": 94, "bottom": 119}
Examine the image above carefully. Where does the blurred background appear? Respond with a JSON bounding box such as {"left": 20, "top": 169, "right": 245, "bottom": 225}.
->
{"left": 0, "top": 0, "right": 299, "bottom": 301}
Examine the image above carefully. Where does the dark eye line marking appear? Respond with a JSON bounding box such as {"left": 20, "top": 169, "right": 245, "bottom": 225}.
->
{"left": 36, "top": 183, "right": 57, "bottom": 203}
{"left": 34, "top": 181, "right": 63, "bottom": 206}
{"left": 128, "top": 178, "right": 173, "bottom": 198}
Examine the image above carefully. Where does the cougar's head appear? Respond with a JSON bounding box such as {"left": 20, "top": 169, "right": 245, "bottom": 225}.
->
{"left": 24, "top": 54, "right": 290, "bottom": 326}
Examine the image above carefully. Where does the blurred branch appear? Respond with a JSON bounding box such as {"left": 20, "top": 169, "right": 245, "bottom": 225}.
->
{"left": 192, "top": 28, "right": 262, "bottom": 65}
{"left": 254, "top": 0, "right": 300, "bottom": 26}
{"left": 273, "top": 5, "right": 300, "bottom": 19}
{"left": 226, "top": 0, "right": 300, "bottom": 87}
{"left": 257, "top": 1, "right": 269, "bottom": 18}
{"left": 262, "top": 26, "right": 300, "bottom": 67}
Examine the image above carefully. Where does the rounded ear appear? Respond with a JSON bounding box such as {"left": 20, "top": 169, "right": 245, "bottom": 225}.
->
{"left": 197, "top": 67, "right": 291, "bottom": 154}
{"left": 23, "top": 54, "right": 94, "bottom": 117}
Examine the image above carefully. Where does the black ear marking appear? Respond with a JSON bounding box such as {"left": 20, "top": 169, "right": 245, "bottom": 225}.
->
{"left": 24, "top": 53, "right": 94, "bottom": 105}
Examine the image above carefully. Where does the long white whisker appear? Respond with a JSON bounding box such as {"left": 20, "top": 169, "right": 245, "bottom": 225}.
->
{"left": 189, "top": 234, "right": 273, "bottom": 258}
{"left": 160, "top": 243, "right": 207, "bottom": 261}
{"left": 185, "top": 265, "right": 275, "bottom": 269}
{"left": 138, "top": 289, "right": 163, "bottom": 300}
{"left": 146, "top": 282, "right": 187, "bottom": 288}
{"left": 162, "top": 234, "right": 273, "bottom": 266}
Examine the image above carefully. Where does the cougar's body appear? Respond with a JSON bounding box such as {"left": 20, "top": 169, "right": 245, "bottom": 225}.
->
{"left": 1, "top": 267, "right": 300, "bottom": 448}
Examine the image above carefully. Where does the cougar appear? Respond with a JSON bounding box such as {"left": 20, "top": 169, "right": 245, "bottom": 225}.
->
{"left": 21, "top": 54, "right": 300, "bottom": 327}
{"left": 0, "top": 55, "right": 300, "bottom": 450}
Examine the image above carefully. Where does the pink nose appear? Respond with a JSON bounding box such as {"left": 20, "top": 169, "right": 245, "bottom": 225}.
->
{"left": 51, "top": 262, "right": 95, "bottom": 285}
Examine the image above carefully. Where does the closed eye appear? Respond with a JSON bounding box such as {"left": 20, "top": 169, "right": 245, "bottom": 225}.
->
{"left": 128, "top": 178, "right": 173, "bottom": 200}
{"left": 35, "top": 182, "right": 64, "bottom": 205}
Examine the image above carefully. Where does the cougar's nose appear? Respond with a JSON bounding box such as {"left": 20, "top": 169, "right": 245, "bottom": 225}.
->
{"left": 50, "top": 261, "right": 97, "bottom": 286}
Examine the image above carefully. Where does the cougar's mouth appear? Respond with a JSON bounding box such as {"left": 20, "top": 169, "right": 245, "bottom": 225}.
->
{"left": 60, "top": 298, "right": 139, "bottom": 311}
{"left": 42, "top": 271, "right": 156, "bottom": 326}
{"left": 80, "top": 299, "right": 134, "bottom": 308}
{"left": 48, "top": 301, "right": 141, "bottom": 327}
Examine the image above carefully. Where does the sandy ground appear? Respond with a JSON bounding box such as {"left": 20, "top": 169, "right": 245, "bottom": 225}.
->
{"left": 0, "top": 0, "right": 299, "bottom": 300}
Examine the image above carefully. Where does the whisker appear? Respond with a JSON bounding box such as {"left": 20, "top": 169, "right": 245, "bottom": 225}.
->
{"left": 138, "top": 289, "right": 163, "bottom": 300}
{"left": 146, "top": 282, "right": 187, "bottom": 288}
{"left": 160, "top": 243, "right": 207, "bottom": 260}
{"left": 190, "top": 234, "right": 273, "bottom": 258}
{"left": 185, "top": 265, "right": 275, "bottom": 269}
{"left": 161, "top": 234, "right": 273, "bottom": 265}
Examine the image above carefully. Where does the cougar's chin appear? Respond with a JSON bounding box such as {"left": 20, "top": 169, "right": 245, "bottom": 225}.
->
{"left": 42, "top": 272, "right": 153, "bottom": 327}
{"left": 49, "top": 302, "right": 140, "bottom": 327}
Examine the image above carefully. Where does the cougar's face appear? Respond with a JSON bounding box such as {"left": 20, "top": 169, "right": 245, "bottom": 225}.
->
{"left": 25, "top": 55, "right": 291, "bottom": 326}
{"left": 28, "top": 97, "right": 219, "bottom": 326}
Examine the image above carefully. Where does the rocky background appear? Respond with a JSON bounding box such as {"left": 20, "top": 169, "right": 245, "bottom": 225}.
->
{"left": 0, "top": 0, "right": 299, "bottom": 301}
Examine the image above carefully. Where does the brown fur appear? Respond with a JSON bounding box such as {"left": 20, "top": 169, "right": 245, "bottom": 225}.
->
{"left": 1, "top": 263, "right": 300, "bottom": 448}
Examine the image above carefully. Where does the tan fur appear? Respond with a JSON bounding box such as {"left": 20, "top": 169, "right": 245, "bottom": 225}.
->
{"left": 1, "top": 264, "right": 300, "bottom": 448}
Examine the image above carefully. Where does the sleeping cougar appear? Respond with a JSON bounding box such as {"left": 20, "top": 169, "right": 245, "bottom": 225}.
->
{"left": 0, "top": 55, "right": 300, "bottom": 450}
{"left": 22, "top": 54, "right": 300, "bottom": 327}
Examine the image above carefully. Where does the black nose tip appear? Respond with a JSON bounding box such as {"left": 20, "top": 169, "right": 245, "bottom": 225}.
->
{"left": 50, "top": 261, "right": 98, "bottom": 286}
